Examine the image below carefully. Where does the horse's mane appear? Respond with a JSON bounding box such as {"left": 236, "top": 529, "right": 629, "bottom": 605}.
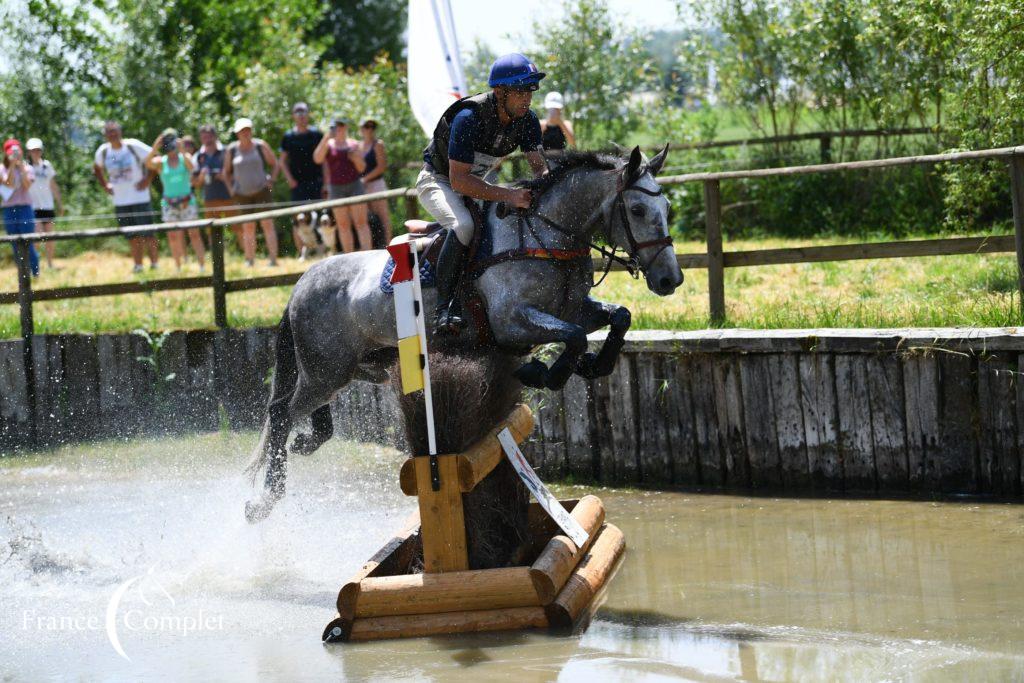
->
{"left": 515, "top": 150, "right": 620, "bottom": 195}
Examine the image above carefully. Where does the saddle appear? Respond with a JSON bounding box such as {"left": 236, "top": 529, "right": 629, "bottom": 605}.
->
{"left": 382, "top": 198, "right": 590, "bottom": 347}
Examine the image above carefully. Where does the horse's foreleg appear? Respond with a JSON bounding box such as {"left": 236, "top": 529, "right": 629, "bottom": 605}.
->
{"left": 507, "top": 305, "right": 587, "bottom": 391}
{"left": 576, "top": 298, "right": 631, "bottom": 379}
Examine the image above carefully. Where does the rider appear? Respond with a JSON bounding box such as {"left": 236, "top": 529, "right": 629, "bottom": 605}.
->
{"left": 417, "top": 53, "right": 549, "bottom": 335}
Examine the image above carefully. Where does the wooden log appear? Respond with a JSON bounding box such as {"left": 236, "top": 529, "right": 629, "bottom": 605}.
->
{"left": 769, "top": 354, "right": 810, "bottom": 488}
{"left": 0, "top": 339, "right": 28, "bottom": 448}
{"left": 739, "top": 354, "right": 781, "bottom": 488}
{"left": 634, "top": 352, "right": 672, "bottom": 485}
{"left": 529, "top": 495, "right": 606, "bottom": 603}
{"left": 590, "top": 374, "right": 616, "bottom": 482}
{"left": 328, "top": 512, "right": 421, "bottom": 642}
{"left": 665, "top": 354, "right": 699, "bottom": 484}
{"left": 399, "top": 403, "right": 534, "bottom": 495}
{"left": 690, "top": 354, "right": 724, "bottom": 485}
{"left": 798, "top": 356, "right": 839, "bottom": 489}
{"left": 15, "top": 241, "right": 33, "bottom": 338}
{"left": 865, "top": 354, "right": 908, "bottom": 490}
{"left": 546, "top": 523, "right": 626, "bottom": 630}
{"left": 835, "top": 355, "right": 875, "bottom": 492}
{"left": 712, "top": 355, "right": 749, "bottom": 486}
{"left": 347, "top": 606, "right": 548, "bottom": 642}
{"left": 535, "top": 389, "right": 567, "bottom": 479}
{"left": 605, "top": 352, "right": 639, "bottom": 484}
{"left": 978, "top": 354, "right": 1018, "bottom": 495}
{"left": 62, "top": 335, "right": 100, "bottom": 441}
{"left": 415, "top": 454, "right": 468, "bottom": 573}
{"left": 355, "top": 567, "right": 539, "bottom": 617}
{"left": 937, "top": 352, "right": 978, "bottom": 493}
{"left": 562, "top": 376, "right": 595, "bottom": 482}
{"left": 903, "top": 352, "right": 940, "bottom": 492}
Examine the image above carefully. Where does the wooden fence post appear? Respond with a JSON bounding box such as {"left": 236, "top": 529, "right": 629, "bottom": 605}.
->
{"left": 704, "top": 179, "right": 726, "bottom": 323}
{"left": 819, "top": 134, "right": 833, "bottom": 163}
{"left": 210, "top": 225, "right": 228, "bottom": 328}
{"left": 1011, "top": 154, "right": 1024, "bottom": 322}
{"left": 15, "top": 239, "right": 37, "bottom": 444}
{"left": 405, "top": 194, "right": 420, "bottom": 222}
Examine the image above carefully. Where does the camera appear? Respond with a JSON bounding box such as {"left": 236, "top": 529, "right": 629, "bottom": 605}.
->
{"left": 161, "top": 135, "right": 178, "bottom": 153}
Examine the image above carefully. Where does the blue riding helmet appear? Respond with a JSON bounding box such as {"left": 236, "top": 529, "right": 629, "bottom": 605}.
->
{"left": 488, "top": 53, "right": 546, "bottom": 91}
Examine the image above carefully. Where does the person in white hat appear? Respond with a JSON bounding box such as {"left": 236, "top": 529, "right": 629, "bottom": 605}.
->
{"left": 222, "top": 117, "right": 280, "bottom": 266}
{"left": 540, "top": 91, "right": 575, "bottom": 151}
{"left": 25, "top": 138, "right": 62, "bottom": 269}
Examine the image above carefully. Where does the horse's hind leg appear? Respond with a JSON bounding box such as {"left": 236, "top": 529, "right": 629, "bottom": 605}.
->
{"left": 290, "top": 405, "right": 333, "bottom": 456}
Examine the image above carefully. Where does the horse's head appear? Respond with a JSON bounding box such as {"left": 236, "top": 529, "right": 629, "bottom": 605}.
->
{"left": 604, "top": 145, "right": 683, "bottom": 296}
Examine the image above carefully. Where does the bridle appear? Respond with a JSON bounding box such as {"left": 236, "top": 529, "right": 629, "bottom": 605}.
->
{"left": 520, "top": 172, "right": 673, "bottom": 287}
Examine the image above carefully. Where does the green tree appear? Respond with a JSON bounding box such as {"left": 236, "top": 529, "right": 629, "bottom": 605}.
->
{"left": 313, "top": 0, "right": 407, "bottom": 67}
{"left": 531, "top": 0, "right": 659, "bottom": 147}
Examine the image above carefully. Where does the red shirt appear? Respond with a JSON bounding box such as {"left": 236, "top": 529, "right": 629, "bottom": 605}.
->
{"left": 326, "top": 141, "right": 360, "bottom": 185}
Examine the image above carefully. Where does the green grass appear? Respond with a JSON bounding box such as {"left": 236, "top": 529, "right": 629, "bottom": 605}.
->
{"left": 1, "top": 232, "right": 1021, "bottom": 339}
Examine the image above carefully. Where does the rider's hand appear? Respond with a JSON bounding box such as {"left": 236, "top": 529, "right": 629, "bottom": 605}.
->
{"left": 507, "top": 188, "right": 533, "bottom": 210}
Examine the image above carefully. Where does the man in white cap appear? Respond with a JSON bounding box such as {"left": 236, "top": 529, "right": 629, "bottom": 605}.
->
{"left": 540, "top": 91, "right": 575, "bottom": 151}
{"left": 93, "top": 120, "right": 159, "bottom": 272}
{"left": 26, "top": 138, "right": 62, "bottom": 269}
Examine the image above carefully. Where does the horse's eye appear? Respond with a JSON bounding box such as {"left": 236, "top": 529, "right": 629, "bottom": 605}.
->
{"left": 630, "top": 205, "right": 646, "bottom": 218}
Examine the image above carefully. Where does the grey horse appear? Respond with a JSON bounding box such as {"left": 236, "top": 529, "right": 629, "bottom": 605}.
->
{"left": 245, "top": 145, "right": 683, "bottom": 522}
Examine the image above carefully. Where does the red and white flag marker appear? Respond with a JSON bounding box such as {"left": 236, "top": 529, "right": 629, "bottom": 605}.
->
{"left": 387, "top": 241, "right": 439, "bottom": 485}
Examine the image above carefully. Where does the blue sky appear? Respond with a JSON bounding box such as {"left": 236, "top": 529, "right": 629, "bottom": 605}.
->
{"left": 448, "top": 0, "right": 685, "bottom": 54}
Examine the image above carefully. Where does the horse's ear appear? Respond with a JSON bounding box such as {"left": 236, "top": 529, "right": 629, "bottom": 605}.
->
{"left": 623, "top": 145, "right": 643, "bottom": 186}
{"left": 646, "top": 143, "right": 670, "bottom": 176}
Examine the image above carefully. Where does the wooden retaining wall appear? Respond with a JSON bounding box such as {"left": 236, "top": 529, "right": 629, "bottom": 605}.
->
{"left": 1, "top": 328, "right": 1021, "bottom": 497}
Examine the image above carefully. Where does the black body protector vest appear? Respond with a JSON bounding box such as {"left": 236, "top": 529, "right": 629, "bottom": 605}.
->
{"left": 423, "top": 92, "right": 537, "bottom": 179}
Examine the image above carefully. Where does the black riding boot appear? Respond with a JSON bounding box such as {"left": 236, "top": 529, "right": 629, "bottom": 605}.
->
{"left": 433, "top": 230, "right": 468, "bottom": 335}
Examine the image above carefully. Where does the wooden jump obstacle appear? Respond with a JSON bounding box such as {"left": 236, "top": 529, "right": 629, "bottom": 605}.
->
{"left": 322, "top": 403, "right": 625, "bottom": 642}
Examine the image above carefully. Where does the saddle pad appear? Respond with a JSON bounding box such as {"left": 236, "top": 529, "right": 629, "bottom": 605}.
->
{"left": 380, "top": 254, "right": 436, "bottom": 293}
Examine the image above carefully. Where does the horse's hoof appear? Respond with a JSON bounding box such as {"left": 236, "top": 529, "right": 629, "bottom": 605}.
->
{"left": 575, "top": 352, "right": 599, "bottom": 379}
{"left": 245, "top": 500, "right": 270, "bottom": 524}
{"left": 290, "top": 432, "right": 328, "bottom": 456}
{"left": 244, "top": 489, "right": 283, "bottom": 524}
{"left": 514, "top": 358, "right": 548, "bottom": 388}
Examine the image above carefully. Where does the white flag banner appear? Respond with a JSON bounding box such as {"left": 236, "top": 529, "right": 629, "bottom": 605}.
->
{"left": 497, "top": 428, "right": 589, "bottom": 548}
{"left": 407, "top": 0, "right": 468, "bottom": 138}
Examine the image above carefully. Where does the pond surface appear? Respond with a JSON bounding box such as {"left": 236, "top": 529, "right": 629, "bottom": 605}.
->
{"left": 1, "top": 433, "right": 1022, "bottom": 681}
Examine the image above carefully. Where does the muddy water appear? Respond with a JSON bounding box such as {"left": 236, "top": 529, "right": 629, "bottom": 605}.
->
{"left": 1, "top": 433, "right": 1023, "bottom": 681}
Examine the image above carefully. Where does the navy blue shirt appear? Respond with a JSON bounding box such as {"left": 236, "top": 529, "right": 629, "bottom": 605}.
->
{"left": 423, "top": 92, "right": 543, "bottom": 178}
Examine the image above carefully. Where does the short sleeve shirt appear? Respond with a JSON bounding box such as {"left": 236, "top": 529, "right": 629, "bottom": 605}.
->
{"left": 29, "top": 160, "right": 56, "bottom": 210}
{"left": 280, "top": 128, "right": 324, "bottom": 186}
{"left": 94, "top": 138, "right": 153, "bottom": 207}
{"left": 447, "top": 109, "right": 542, "bottom": 178}
{"left": 1, "top": 164, "right": 35, "bottom": 207}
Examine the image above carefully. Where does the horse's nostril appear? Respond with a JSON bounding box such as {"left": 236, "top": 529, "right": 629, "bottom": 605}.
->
{"left": 659, "top": 277, "right": 673, "bottom": 291}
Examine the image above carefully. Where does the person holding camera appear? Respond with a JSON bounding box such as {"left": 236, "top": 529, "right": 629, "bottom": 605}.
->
{"left": 313, "top": 118, "right": 370, "bottom": 253}
{"left": 223, "top": 117, "right": 279, "bottom": 267}
{"left": 25, "top": 138, "right": 63, "bottom": 270}
{"left": 540, "top": 91, "right": 575, "bottom": 151}
{"left": 1, "top": 138, "right": 39, "bottom": 277}
{"left": 144, "top": 128, "right": 206, "bottom": 271}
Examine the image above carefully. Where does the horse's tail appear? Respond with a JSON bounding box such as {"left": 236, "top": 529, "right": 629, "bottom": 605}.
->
{"left": 245, "top": 306, "right": 298, "bottom": 484}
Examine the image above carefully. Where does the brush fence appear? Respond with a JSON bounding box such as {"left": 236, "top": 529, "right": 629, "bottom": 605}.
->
{"left": 0, "top": 328, "right": 1020, "bottom": 496}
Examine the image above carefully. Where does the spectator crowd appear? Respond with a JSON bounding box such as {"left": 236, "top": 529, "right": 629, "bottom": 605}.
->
{"left": 2, "top": 102, "right": 395, "bottom": 274}
{"left": 3, "top": 91, "right": 573, "bottom": 276}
